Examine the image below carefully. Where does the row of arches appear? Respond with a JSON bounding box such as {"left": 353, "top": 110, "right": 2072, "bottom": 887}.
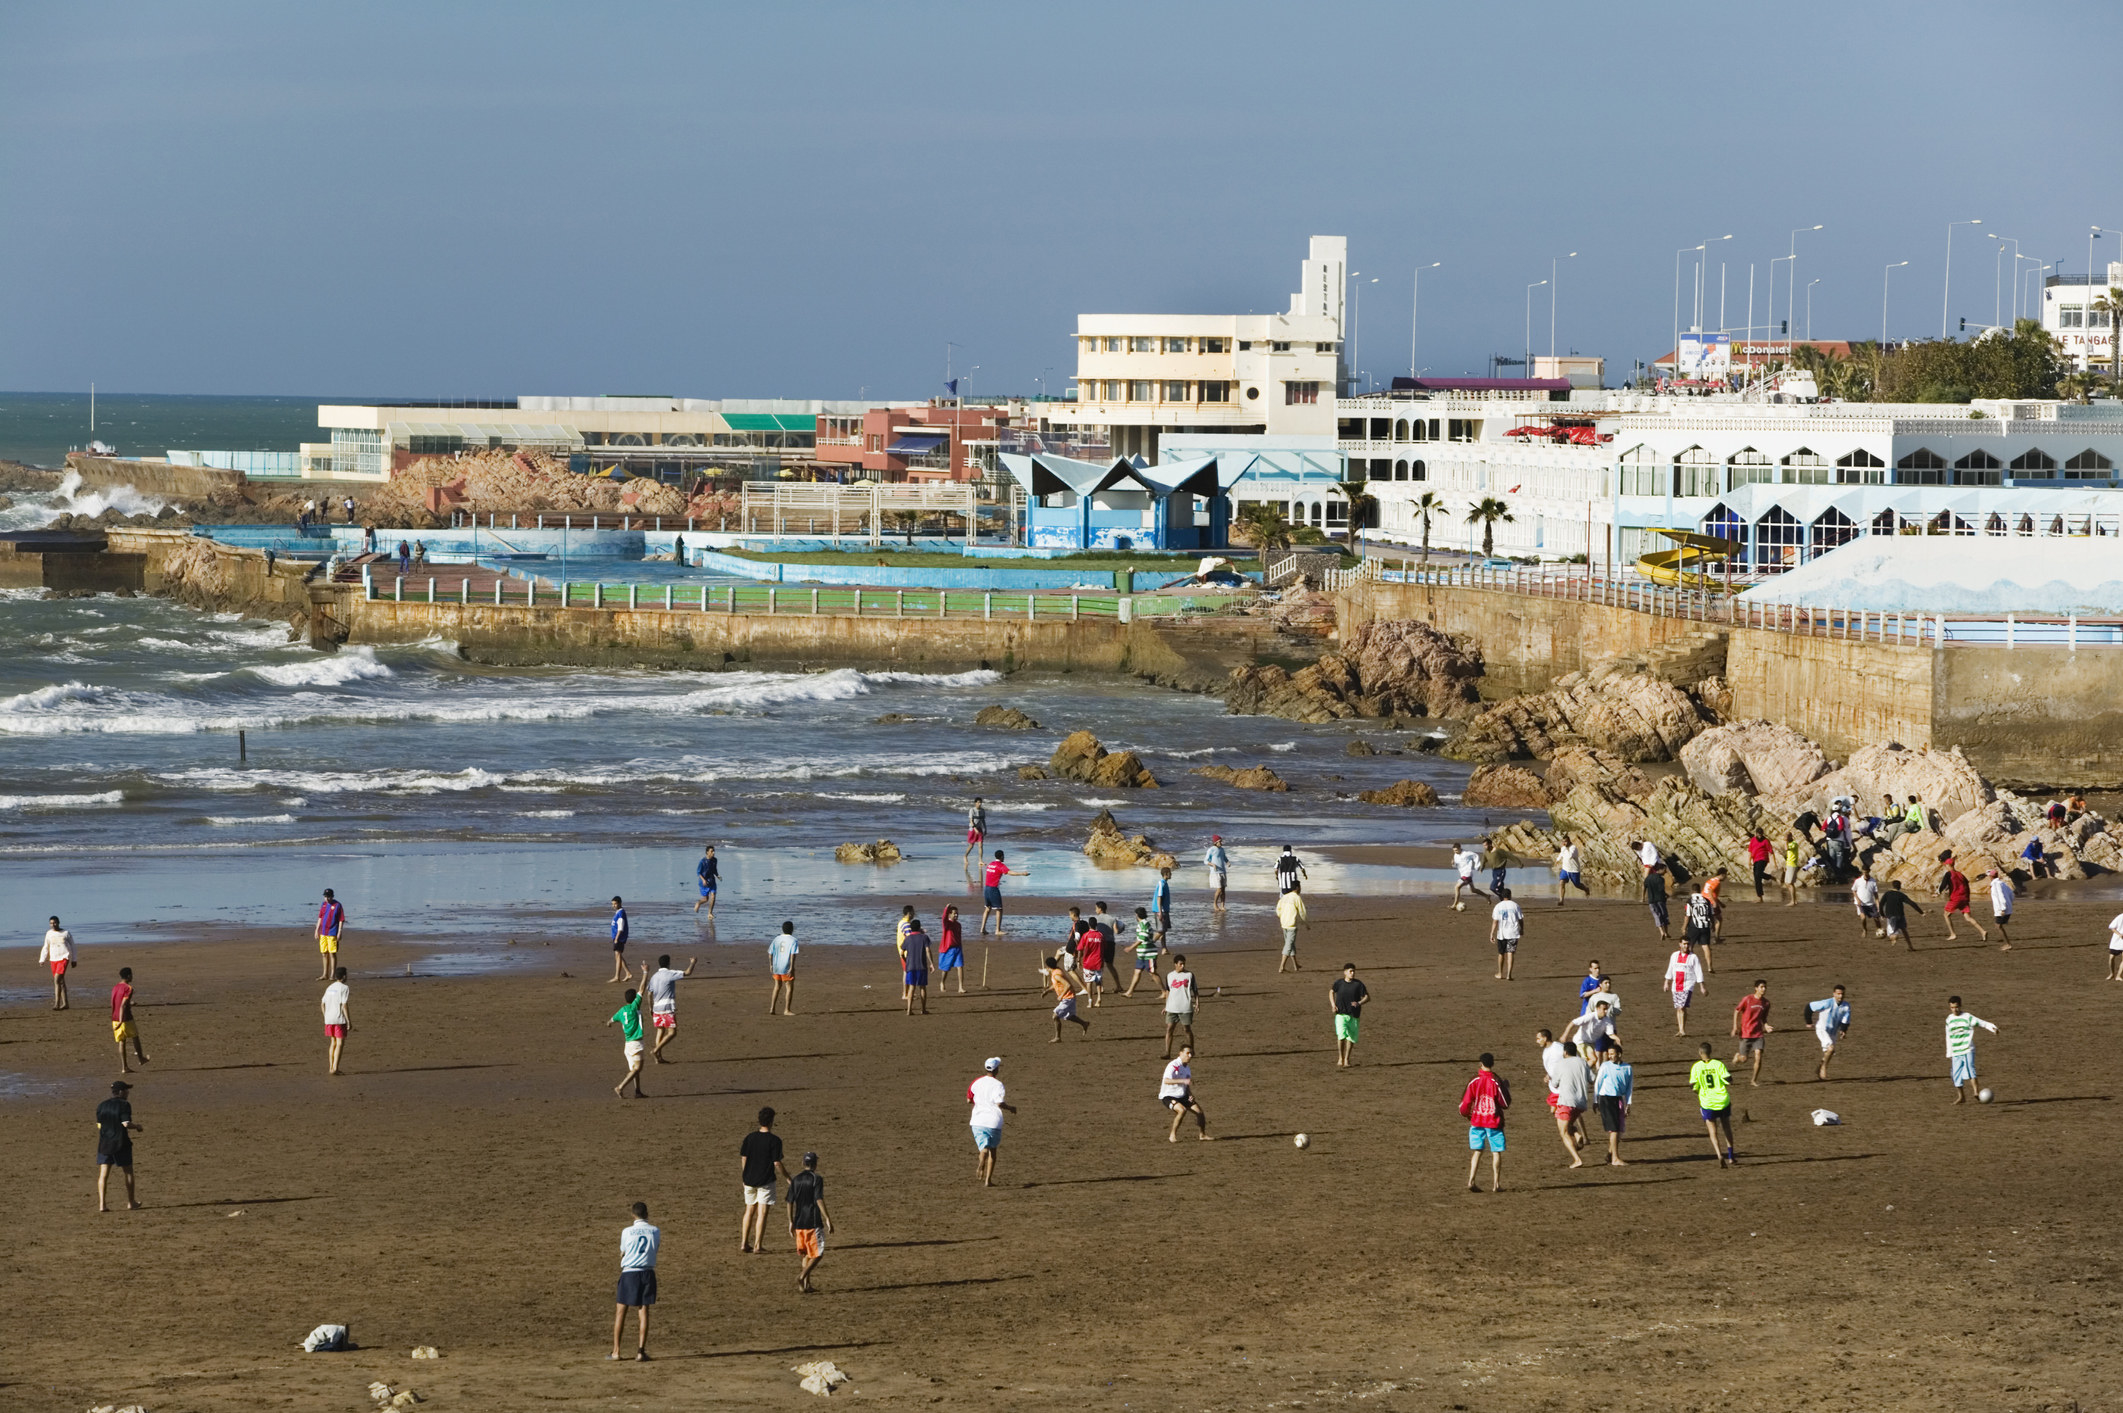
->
{"left": 1701, "top": 502, "right": 2117, "bottom": 570}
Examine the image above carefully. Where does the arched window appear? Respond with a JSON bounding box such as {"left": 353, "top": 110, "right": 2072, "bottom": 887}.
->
{"left": 1754, "top": 506, "right": 1803, "bottom": 571}
{"left": 1871, "top": 509, "right": 1900, "bottom": 537}
{"left": 1394, "top": 459, "right": 1408, "bottom": 481}
{"left": 2010, "top": 448, "right": 2057, "bottom": 475}
{"left": 1896, "top": 448, "right": 1947, "bottom": 484}
{"left": 2067, "top": 449, "right": 2115, "bottom": 479}
{"left": 1727, "top": 446, "right": 1774, "bottom": 490}
{"left": 1410, "top": 460, "right": 1427, "bottom": 482}
{"left": 1837, "top": 448, "right": 1887, "bottom": 485}
{"left": 1782, "top": 447, "right": 1831, "bottom": 485}
{"left": 1674, "top": 445, "right": 1719, "bottom": 498}
{"left": 1811, "top": 507, "right": 1858, "bottom": 556}
{"left": 1702, "top": 503, "right": 1745, "bottom": 547}
{"left": 1617, "top": 444, "right": 1659, "bottom": 496}
{"left": 1394, "top": 420, "right": 1409, "bottom": 442}
{"left": 1954, "top": 449, "right": 2002, "bottom": 486}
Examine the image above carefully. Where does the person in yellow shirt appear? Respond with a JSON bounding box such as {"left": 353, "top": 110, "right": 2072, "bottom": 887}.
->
{"left": 1688, "top": 1041, "right": 1737, "bottom": 1167}
{"left": 1275, "top": 886, "right": 1308, "bottom": 974}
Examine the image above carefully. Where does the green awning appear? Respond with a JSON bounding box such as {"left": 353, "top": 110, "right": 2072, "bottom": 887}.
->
{"left": 722, "top": 413, "right": 817, "bottom": 432}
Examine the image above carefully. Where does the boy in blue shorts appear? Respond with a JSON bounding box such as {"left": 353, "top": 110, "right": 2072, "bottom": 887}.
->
{"left": 1689, "top": 1041, "right": 1736, "bottom": 1167}
{"left": 1151, "top": 867, "right": 1173, "bottom": 941}
{"left": 1459, "top": 1053, "right": 1510, "bottom": 1192}
{"left": 902, "top": 918, "right": 932, "bottom": 1017}
{"left": 1122, "top": 908, "right": 1164, "bottom": 997}
{"left": 694, "top": 845, "right": 719, "bottom": 917}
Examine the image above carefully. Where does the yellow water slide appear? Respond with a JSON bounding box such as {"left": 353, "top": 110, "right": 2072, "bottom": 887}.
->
{"left": 1633, "top": 529, "right": 1741, "bottom": 590}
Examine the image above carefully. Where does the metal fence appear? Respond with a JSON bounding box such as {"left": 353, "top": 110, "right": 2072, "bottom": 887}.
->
{"left": 363, "top": 571, "right": 1122, "bottom": 621}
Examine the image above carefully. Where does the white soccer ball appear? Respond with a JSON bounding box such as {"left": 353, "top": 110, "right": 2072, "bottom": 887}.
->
{"left": 1454, "top": 901, "right": 1466, "bottom": 912}
{"left": 1293, "top": 1133, "right": 1310, "bottom": 1149}
{"left": 1978, "top": 1088, "right": 1994, "bottom": 1103}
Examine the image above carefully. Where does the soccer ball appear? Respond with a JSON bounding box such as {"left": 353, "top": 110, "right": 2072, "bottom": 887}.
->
{"left": 1454, "top": 901, "right": 1466, "bottom": 912}
{"left": 1978, "top": 1088, "right": 1994, "bottom": 1103}
{"left": 1293, "top": 1133, "right": 1311, "bottom": 1149}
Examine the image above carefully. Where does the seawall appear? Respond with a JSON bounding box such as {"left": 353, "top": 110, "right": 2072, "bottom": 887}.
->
{"left": 65, "top": 454, "right": 246, "bottom": 501}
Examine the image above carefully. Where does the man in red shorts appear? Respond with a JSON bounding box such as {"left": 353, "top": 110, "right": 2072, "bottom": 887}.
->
{"left": 1937, "top": 852, "right": 1987, "bottom": 942}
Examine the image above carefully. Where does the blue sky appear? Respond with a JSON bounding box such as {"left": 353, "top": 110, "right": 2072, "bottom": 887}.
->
{"left": 1, "top": 1, "right": 2112, "bottom": 399}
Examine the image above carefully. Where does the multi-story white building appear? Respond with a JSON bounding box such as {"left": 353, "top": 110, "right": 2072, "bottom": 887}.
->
{"left": 1352, "top": 388, "right": 2123, "bottom": 569}
{"left": 1051, "top": 236, "right": 1348, "bottom": 461}
{"left": 2039, "top": 262, "right": 2122, "bottom": 371}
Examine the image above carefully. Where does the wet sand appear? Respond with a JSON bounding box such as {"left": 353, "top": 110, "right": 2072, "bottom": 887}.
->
{"left": 5, "top": 888, "right": 2123, "bottom": 1410}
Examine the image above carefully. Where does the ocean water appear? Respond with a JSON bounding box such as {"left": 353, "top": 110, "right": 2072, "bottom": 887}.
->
{"left": 0, "top": 391, "right": 357, "bottom": 469}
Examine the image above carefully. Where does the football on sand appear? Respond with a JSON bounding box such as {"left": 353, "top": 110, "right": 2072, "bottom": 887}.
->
{"left": 1294, "top": 1133, "right": 1310, "bottom": 1149}
{"left": 1978, "top": 1088, "right": 1994, "bottom": 1103}
{"left": 1454, "top": 901, "right": 1466, "bottom": 912}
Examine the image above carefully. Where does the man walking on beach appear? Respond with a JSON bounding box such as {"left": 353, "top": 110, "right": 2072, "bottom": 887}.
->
{"left": 1125, "top": 909, "right": 1163, "bottom": 997}
{"left": 1555, "top": 837, "right": 1589, "bottom": 905}
{"left": 964, "top": 797, "right": 987, "bottom": 863}
{"left": 1331, "top": 962, "right": 1370, "bottom": 1068}
{"left": 1547, "top": 1039, "right": 1591, "bottom": 1169}
{"left": 611, "top": 1203, "right": 659, "bottom": 1362}
{"left": 607, "top": 896, "right": 631, "bottom": 983}
{"left": 1644, "top": 865, "right": 1672, "bottom": 941}
{"left": 1665, "top": 940, "right": 1705, "bottom": 1036}
{"left": 1731, "top": 979, "right": 1773, "bottom": 1086}
{"left": 1483, "top": 837, "right": 1510, "bottom": 898}
{"left": 1075, "top": 915, "right": 1108, "bottom": 1009}
{"left": 314, "top": 888, "right": 345, "bottom": 981}
{"left": 1489, "top": 887, "right": 1523, "bottom": 981}
{"left": 1690, "top": 1042, "right": 1737, "bottom": 1167}
{"left": 979, "top": 851, "right": 1023, "bottom": 936}
{"left": 641, "top": 953, "right": 698, "bottom": 1061}
{"left": 96, "top": 1080, "right": 142, "bottom": 1212}
{"left": 1851, "top": 869, "right": 1882, "bottom": 939}
{"left": 1160, "top": 1046, "right": 1210, "bottom": 1141}
{"left": 110, "top": 967, "right": 148, "bottom": 1074}
{"left": 967, "top": 1056, "right": 1014, "bottom": 1186}
{"left": 1277, "top": 885, "right": 1308, "bottom": 974}
{"left": 1151, "top": 866, "right": 1174, "bottom": 942}
{"left": 1459, "top": 1054, "right": 1509, "bottom": 1192}
{"left": 739, "top": 1107, "right": 792, "bottom": 1253}
{"left": 40, "top": 915, "right": 74, "bottom": 1010}
{"left": 788, "top": 1152, "right": 832, "bottom": 1292}
{"left": 607, "top": 988, "right": 647, "bottom": 1098}
{"left": 768, "top": 922, "right": 799, "bottom": 1015}
{"left": 1804, "top": 985, "right": 1852, "bottom": 1080}
{"left": 321, "top": 966, "right": 351, "bottom": 1075}
{"left": 1945, "top": 996, "right": 2000, "bottom": 1104}
{"left": 1593, "top": 1040, "right": 1632, "bottom": 1166}
{"left": 1683, "top": 884, "right": 1717, "bottom": 974}
{"left": 694, "top": 845, "right": 720, "bottom": 917}
{"left": 1987, "top": 869, "right": 2016, "bottom": 951}
{"left": 901, "top": 919, "right": 932, "bottom": 1016}
{"left": 1275, "top": 845, "right": 1307, "bottom": 895}
{"left": 1163, "top": 954, "right": 1200, "bottom": 1057}
{"left": 1204, "top": 835, "right": 1229, "bottom": 908}
{"left": 1746, "top": 830, "right": 1772, "bottom": 902}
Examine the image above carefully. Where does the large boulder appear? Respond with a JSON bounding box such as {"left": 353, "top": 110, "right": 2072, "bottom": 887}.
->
{"left": 1224, "top": 620, "right": 1484, "bottom": 724}
{"left": 1463, "top": 764, "right": 1553, "bottom": 809}
{"left": 1780, "top": 742, "right": 1992, "bottom": 825}
{"left": 974, "top": 704, "right": 1041, "bottom": 730}
{"left": 1083, "top": 809, "right": 1176, "bottom": 869}
{"left": 1048, "top": 730, "right": 1160, "bottom": 788}
{"left": 1191, "top": 764, "right": 1290, "bottom": 792}
{"left": 1680, "top": 720, "right": 1831, "bottom": 799}
{"left": 1489, "top": 773, "right": 1794, "bottom": 886}
{"left": 1450, "top": 663, "right": 1706, "bottom": 764}
{"left": 834, "top": 839, "right": 902, "bottom": 864}
{"left": 1543, "top": 748, "right": 1655, "bottom": 801}
{"left": 1358, "top": 779, "right": 1440, "bottom": 807}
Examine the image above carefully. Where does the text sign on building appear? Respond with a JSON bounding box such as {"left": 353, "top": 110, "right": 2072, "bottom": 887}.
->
{"left": 1677, "top": 333, "right": 1732, "bottom": 378}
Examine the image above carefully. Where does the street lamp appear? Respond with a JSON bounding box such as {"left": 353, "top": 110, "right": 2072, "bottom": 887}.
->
{"left": 1942, "top": 219, "right": 1982, "bottom": 338}
{"left": 1409, "top": 261, "right": 1441, "bottom": 377}
{"left": 1693, "top": 234, "right": 1734, "bottom": 335}
{"left": 1525, "top": 280, "right": 1547, "bottom": 377}
{"left": 1674, "top": 244, "right": 1706, "bottom": 371}
{"left": 1988, "top": 233, "right": 2018, "bottom": 327}
{"left": 1550, "top": 251, "right": 1576, "bottom": 358}
{"left": 1883, "top": 260, "right": 1909, "bottom": 345}
{"left": 2017, "top": 258, "right": 2049, "bottom": 327}
{"left": 1787, "top": 225, "right": 1823, "bottom": 341}
{"left": 1806, "top": 279, "right": 1821, "bottom": 339}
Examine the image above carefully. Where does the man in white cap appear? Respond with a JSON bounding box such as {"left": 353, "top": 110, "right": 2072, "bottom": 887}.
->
{"left": 967, "top": 1057, "right": 1015, "bottom": 1187}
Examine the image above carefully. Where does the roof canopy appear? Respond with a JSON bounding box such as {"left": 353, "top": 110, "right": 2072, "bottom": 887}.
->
{"left": 999, "top": 453, "right": 1219, "bottom": 499}
{"left": 722, "top": 413, "right": 816, "bottom": 432}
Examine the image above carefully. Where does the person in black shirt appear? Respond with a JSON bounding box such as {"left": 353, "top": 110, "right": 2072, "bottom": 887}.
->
{"left": 738, "top": 1107, "right": 791, "bottom": 1254}
{"left": 1330, "top": 963, "right": 1371, "bottom": 1069}
{"left": 1643, "top": 866, "right": 1671, "bottom": 941}
{"left": 787, "top": 1152, "right": 832, "bottom": 1293}
{"left": 96, "top": 1080, "right": 141, "bottom": 1212}
{"left": 1877, "top": 882, "right": 1923, "bottom": 952}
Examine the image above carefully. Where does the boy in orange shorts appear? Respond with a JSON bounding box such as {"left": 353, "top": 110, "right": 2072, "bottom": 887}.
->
{"left": 787, "top": 1151, "right": 833, "bottom": 1293}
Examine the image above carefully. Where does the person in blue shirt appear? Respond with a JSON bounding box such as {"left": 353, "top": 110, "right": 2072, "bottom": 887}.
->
{"left": 1151, "top": 867, "right": 1174, "bottom": 942}
{"left": 1578, "top": 960, "right": 1605, "bottom": 1011}
{"left": 1202, "top": 836, "right": 1229, "bottom": 909}
{"left": 607, "top": 896, "right": 630, "bottom": 983}
{"left": 2021, "top": 835, "right": 2050, "bottom": 880}
{"left": 1593, "top": 1039, "right": 1633, "bottom": 1166}
{"left": 693, "top": 845, "right": 720, "bottom": 918}
{"left": 1803, "top": 986, "right": 1852, "bottom": 1081}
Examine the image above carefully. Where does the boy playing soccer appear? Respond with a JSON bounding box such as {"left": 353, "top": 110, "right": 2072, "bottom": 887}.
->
{"left": 1689, "top": 1041, "right": 1737, "bottom": 1167}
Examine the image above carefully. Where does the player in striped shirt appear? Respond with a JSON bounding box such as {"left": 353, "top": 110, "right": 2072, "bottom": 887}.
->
{"left": 1944, "top": 996, "right": 2000, "bottom": 1104}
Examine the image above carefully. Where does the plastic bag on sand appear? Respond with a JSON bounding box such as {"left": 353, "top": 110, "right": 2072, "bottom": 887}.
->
{"left": 409, "top": 1347, "right": 441, "bottom": 1360}
{"left": 87, "top": 1404, "right": 149, "bottom": 1412}
{"left": 301, "top": 1324, "right": 349, "bottom": 1352}
{"left": 793, "top": 1360, "right": 852, "bottom": 1396}
{"left": 1811, "top": 1109, "right": 1841, "bottom": 1126}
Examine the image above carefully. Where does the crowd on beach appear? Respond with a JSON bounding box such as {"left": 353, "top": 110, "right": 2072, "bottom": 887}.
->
{"left": 30, "top": 780, "right": 2114, "bottom": 1358}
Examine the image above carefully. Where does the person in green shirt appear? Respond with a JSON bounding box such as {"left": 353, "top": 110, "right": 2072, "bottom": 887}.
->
{"left": 606, "top": 988, "right": 647, "bottom": 1099}
{"left": 1123, "top": 912, "right": 1165, "bottom": 997}
{"left": 1688, "top": 1041, "right": 1736, "bottom": 1167}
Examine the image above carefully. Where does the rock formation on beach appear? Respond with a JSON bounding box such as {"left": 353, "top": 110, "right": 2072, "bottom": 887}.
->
{"left": 1356, "top": 779, "right": 1440, "bottom": 807}
{"left": 834, "top": 839, "right": 903, "bottom": 863}
{"left": 1083, "top": 809, "right": 1176, "bottom": 869}
{"left": 974, "top": 705, "right": 1041, "bottom": 730}
{"left": 1448, "top": 662, "right": 1707, "bottom": 764}
{"left": 1048, "top": 731, "right": 1159, "bottom": 788}
{"left": 1224, "top": 619, "right": 1484, "bottom": 724}
{"left": 1190, "top": 764, "right": 1290, "bottom": 792}
{"left": 1462, "top": 764, "right": 1552, "bottom": 810}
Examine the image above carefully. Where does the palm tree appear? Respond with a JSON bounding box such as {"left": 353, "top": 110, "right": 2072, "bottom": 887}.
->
{"left": 889, "top": 509, "right": 921, "bottom": 545}
{"left": 1234, "top": 501, "right": 1293, "bottom": 555}
{"left": 1335, "top": 474, "right": 1375, "bottom": 556}
{"left": 1465, "top": 496, "right": 1515, "bottom": 558}
{"left": 1412, "top": 490, "right": 1445, "bottom": 562}
{"left": 2060, "top": 370, "right": 2102, "bottom": 405}
{"left": 2092, "top": 285, "right": 2123, "bottom": 385}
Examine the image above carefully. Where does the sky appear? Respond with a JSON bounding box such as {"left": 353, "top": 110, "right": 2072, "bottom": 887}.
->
{"left": 2, "top": 1, "right": 2115, "bottom": 401}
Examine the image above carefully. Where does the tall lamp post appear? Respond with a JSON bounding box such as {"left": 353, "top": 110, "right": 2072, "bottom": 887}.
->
{"left": 1674, "top": 243, "right": 1706, "bottom": 374}
{"left": 1942, "top": 219, "right": 1982, "bottom": 337}
{"left": 1409, "top": 261, "right": 1440, "bottom": 377}
{"left": 1524, "top": 280, "right": 1547, "bottom": 379}
{"left": 1786, "top": 225, "right": 1823, "bottom": 342}
{"left": 1989, "top": 233, "right": 2019, "bottom": 327}
{"left": 1883, "top": 260, "right": 1909, "bottom": 345}
{"left": 1549, "top": 251, "right": 1577, "bottom": 359}
{"left": 1693, "top": 234, "right": 1733, "bottom": 336}
{"left": 1806, "top": 279, "right": 1820, "bottom": 339}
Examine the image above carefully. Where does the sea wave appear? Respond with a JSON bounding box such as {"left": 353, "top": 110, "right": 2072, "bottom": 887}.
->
{"left": 817, "top": 792, "right": 905, "bottom": 803}
{"left": 205, "top": 814, "right": 297, "bottom": 826}
{"left": 240, "top": 647, "right": 394, "bottom": 688}
{"left": 0, "top": 789, "right": 125, "bottom": 810}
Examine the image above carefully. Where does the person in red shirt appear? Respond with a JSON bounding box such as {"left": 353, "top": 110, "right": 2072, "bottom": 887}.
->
{"left": 1937, "top": 854, "right": 1987, "bottom": 942}
{"left": 936, "top": 905, "right": 967, "bottom": 995}
{"left": 110, "top": 966, "right": 149, "bottom": 1074}
{"left": 1729, "top": 979, "right": 1774, "bottom": 1087}
{"left": 1076, "top": 917, "right": 1109, "bottom": 1008}
{"left": 1745, "top": 831, "right": 1773, "bottom": 902}
{"left": 1459, "top": 1053, "right": 1511, "bottom": 1192}
{"left": 978, "top": 850, "right": 1025, "bottom": 937}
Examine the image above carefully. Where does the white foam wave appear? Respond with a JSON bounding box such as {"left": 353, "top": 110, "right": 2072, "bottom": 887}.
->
{"left": 241, "top": 648, "right": 394, "bottom": 688}
{"left": 1267, "top": 742, "right": 1297, "bottom": 752}
{"left": 1153, "top": 746, "right": 1236, "bottom": 759}
{"left": 8, "top": 470, "right": 169, "bottom": 528}
{"left": 817, "top": 792, "right": 905, "bottom": 803}
{"left": 0, "top": 789, "right": 124, "bottom": 810}
{"left": 1078, "top": 797, "right": 1125, "bottom": 806}
{"left": 985, "top": 801, "right": 1054, "bottom": 812}
{"left": 518, "top": 809, "right": 576, "bottom": 818}
{"left": 205, "top": 813, "right": 296, "bottom": 825}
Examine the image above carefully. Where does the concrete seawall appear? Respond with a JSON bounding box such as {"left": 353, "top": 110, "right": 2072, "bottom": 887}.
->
{"left": 66, "top": 454, "right": 247, "bottom": 500}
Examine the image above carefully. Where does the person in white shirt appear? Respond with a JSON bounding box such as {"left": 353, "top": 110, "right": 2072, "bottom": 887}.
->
{"left": 1554, "top": 838, "right": 1589, "bottom": 905}
{"left": 1664, "top": 942, "right": 1705, "bottom": 1036}
{"left": 1636, "top": 839, "right": 1663, "bottom": 883}
{"left": 767, "top": 923, "right": 799, "bottom": 1016}
{"left": 637, "top": 953, "right": 698, "bottom": 1063}
{"left": 1275, "top": 887, "right": 1307, "bottom": 974}
{"left": 1203, "top": 835, "right": 1229, "bottom": 908}
{"left": 39, "top": 915, "right": 74, "bottom": 1010}
{"left": 612, "top": 1202, "right": 660, "bottom": 1362}
{"left": 2106, "top": 913, "right": 2123, "bottom": 981}
{"left": 967, "top": 1057, "right": 1015, "bottom": 1186}
{"left": 1944, "top": 996, "right": 2000, "bottom": 1104}
{"left": 1160, "top": 1046, "right": 1209, "bottom": 1142}
{"left": 1535, "top": 1029, "right": 1587, "bottom": 1158}
{"left": 1562, "top": 999, "right": 1620, "bottom": 1066}
{"left": 1163, "top": 956, "right": 1201, "bottom": 1058}
{"left": 1488, "top": 888, "right": 1525, "bottom": 981}
{"left": 1449, "top": 843, "right": 1489, "bottom": 910}
{"left": 1986, "top": 869, "right": 2016, "bottom": 951}
{"left": 1548, "top": 1043, "right": 1592, "bottom": 1169}
{"left": 1850, "top": 871, "right": 1882, "bottom": 939}
{"left": 320, "top": 967, "right": 351, "bottom": 1075}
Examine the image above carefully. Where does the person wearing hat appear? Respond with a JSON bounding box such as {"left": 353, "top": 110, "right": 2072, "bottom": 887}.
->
{"left": 96, "top": 1080, "right": 141, "bottom": 1212}
{"left": 314, "top": 888, "right": 346, "bottom": 981}
{"left": 1203, "top": 835, "right": 1229, "bottom": 908}
{"left": 787, "top": 1151, "right": 832, "bottom": 1292}
{"left": 966, "top": 1057, "right": 1015, "bottom": 1187}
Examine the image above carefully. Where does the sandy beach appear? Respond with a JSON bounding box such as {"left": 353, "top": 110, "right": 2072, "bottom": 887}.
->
{"left": 6, "top": 885, "right": 2123, "bottom": 1411}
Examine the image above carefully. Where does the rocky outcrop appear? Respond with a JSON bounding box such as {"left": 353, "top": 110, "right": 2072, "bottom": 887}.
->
{"left": 1016, "top": 765, "right": 1050, "bottom": 781}
{"left": 1681, "top": 721, "right": 1831, "bottom": 799}
{"left": 1344, "top": 739, "right": 1383, "bottom": 757}
{"left": 1780, "top": 742, "right": 1993, "bottom": 826}
{"left": 1224, "top": 619, "right": 1484, "bottom": 725}
{"left": 872, "top": 712, "right": 914, "bottom": 724}
{"left": 1048, "top": 731, "right": 1160, "bottom": 788}
{"left": 1463, "top": 764, "right": 1553, "bottom": 810}
{"left": 834, "top": 839, "right": 903, "bottom": 863}
{"left": 1543, "top": 748, "right": 1654, "bottom": 802}
{"left": 1191, "top": 764, "right": 1290, "bottom": 792}
{"left": 1449, "top": 663, "right": 1706, "bottom": 764}
{"left": 1489, "top": 772, "right": 1794, "bottom": 887}
{"left": 1357, "top": 779, "right": 1440, "bottom": 807}
{"left": 974, "top": 705, "right": 1041, "bottom": 730}
{"left": 1083, "top": 809, "right": 1176, "bottom": 869}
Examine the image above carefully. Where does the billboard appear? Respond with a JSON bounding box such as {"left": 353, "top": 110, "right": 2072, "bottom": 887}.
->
{"left": 1676, "top": 333, "right": 1732, "bottom": 379}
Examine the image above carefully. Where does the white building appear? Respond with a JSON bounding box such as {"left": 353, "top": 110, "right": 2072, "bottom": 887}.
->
{"left": 1352, "top": 388, "right": 2123, "bottom": 568}
{"left": 1049, "top": 236, "right": 1348, "bottom": 462}
{"left": 2039, "top": 262, "right": 2121, "bottom": 372}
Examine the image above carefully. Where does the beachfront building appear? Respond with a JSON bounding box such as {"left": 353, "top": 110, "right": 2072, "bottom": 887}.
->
{"left": 811, "top": 403, "right": 1021, "bottom": 483}
{"left": 1351, "top": 388, "right": 2123, "bottom": 567}
{"left": 998, "top": 453, "right": 1227, "bottom": 551}
{"left": 1041, "top": 236, "right": 1349, "bottom": 464}
{"left": 2039, "top": 261, "right": 2122, "bottom": 372}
